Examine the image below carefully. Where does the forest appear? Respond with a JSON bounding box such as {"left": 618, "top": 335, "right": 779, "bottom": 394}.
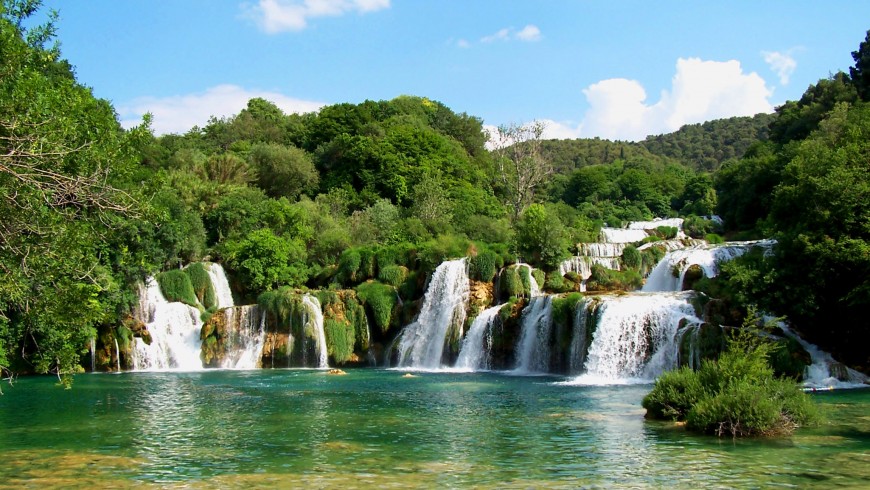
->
{"left": 1, "top": 0, "right": 868, "bottom": 387}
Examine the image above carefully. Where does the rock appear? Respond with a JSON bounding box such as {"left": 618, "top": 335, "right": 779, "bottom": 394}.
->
{"left": 327, "top": 368, "right": 347, "bottom": 375}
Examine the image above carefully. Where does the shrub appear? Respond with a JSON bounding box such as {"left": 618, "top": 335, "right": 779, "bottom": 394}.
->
{"left": 643, "top": 321, "right": 819, "bottom": 437}
{"left": 502, "top": 267, "right": 524, "bottom": 298}
{"left": 469, "top": 249, "right": 498, "bottom": 282}
{"left": 655, "top": 226, "right": 678, "bottom": 239}
{"left": 378, "top": 265, "right": 408, "bottom": 287}
{"left": 705, "top": 233, "right": 725, "bottom": 244}
{"left": 356, "top": 282, "right": 397, "bottom": 333}
{"left": 544, "top": 271, "right": 571, "bottom": 293}
{"left": 324, "top": 319, "right": 355, "bottom": 364}
{"left": 337, "top": 249, "right": 361, "bottom": 284}
{"left": 531, "top": 269, "right": 545, "bottom": 290}
{"left": 186, "top": 263, "right": 217, "bottom": 310}
{"left": 157, "top": 269, "right": 198, "bottom": 307}
{"left": 621, "top": 245, "right": 641, "bottom": 271}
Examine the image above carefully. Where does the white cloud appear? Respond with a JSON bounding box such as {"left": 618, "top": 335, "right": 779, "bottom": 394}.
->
{"left": 481, "top": 28, "right": 511, "bottom": 43}
{"left": 118, "top": 84, "right": 326, "bottom": 135}
{"left": 456, "top": 38, "right": 470, "bottom": 49}
{"left": 575, "top": 58, "right": 773, "bottom": 141}
{"left": 515, "top": 25, "right": 541, "bottom": 42}
{"left": 762, "top": 50, "right": 797, "bottom": 85}
{"left": 480, "top": 24, "right": 541, "bottom": 43}
{"left": 244, "top": 0, "right": 390, "bottom": 33}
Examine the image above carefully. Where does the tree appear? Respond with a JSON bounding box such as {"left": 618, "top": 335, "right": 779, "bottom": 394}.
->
{"left": 489, "top": 121, "right": 552, "bottom": 221}
{"left": 850, "top": 29, "right": 870, "bottom": 101}
{"left": 248, "top": 142, "right": 319, "bottom": 199}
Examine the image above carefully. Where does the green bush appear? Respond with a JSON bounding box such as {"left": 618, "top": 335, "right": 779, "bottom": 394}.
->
{"left": 186, "top": 263, "right": 217, "bottom": 310}
{"left": 469, "top": 249, "right": 498, "bottom": 282}
{"left": 532, "top": 269, "right": 545, "bottom": 289}
{"left": 324, "top": 319, "right": 355, "bottom": 364}
{"left": 337, "top": 249, "right": 361, "bottom": 284}
{"left": 586, "top": 265, "right": 643, "bottom": 291}
{"left": 643, "top": 324, "right": 819, "bottom": 437}
{"left": 157, "top": 269, "right": 198, "bottom": 307}
{"left": 378, "top": 265, "right": 408, "bottom": 287}
{"left": 655, "top": 226, "right": 679, "bottom": 239}
{"left": 258, "top": 286, "right": 301, "bottom": 327}
{"left": 502, "top": 267, "right": 524, "bottom": 298}
{"left": 358, "top": 247, "right": 376, "bottom": 281}
{"left": 356, "top": 282, "right": 397, "bottom": 333}
{"left": 642, "top": 366, "right": 707, "bottom": 420}
{"left": 621, "top": 245, "right": 642, "bottom": 271}
{"left": 544, "top": 271, "right": 572, "bottom": 293}
{"left": 705, "top": 233, "right": 725, "bottom": 244}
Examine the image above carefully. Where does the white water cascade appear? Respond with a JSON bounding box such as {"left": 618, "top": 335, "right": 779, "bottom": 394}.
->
{"left": 395, "top": 259, "right": 470, "bottom": 369}
{"left": 513, "top": 296, "right": 555, "bottom": 374}
{"left": 89, "top": 337, "right": 96, "bottom": 372}
{"left": 778, "top": 323, "right": 868, "bottom": 389}
{"left": 455, "top": 304, "right": 503, "bottom": 371}
{"left": 131, "top": 277, "right": 204, "bottom": 371}
{"left": 572, "top": 292, "right": 701, "bottom": 384}
{"left": 642, "top": 240, "right": 774, "bottom": 292}
{"left": 220, "top": 305, "right": 267, "bottom": 369}
{"left": 568, "top": 299, "right": 590, "bottom": 375}
{"left": 301, "top": 294, "right": 329, "bottom": 369}
{"left": 205, "top": 262, "right": 235, "bottom": 309}
{"left": 600, "top": 218, "right": 686, "bottom": 244}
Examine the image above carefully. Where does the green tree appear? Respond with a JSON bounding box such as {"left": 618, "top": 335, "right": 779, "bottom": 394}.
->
{"left": 249, "top": 142, "right": 319, "bottom": 199}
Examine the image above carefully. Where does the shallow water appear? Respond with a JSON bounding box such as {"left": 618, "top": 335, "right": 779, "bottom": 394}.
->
{"left": 1, "top": 370, "right": 868, "bottom": 488}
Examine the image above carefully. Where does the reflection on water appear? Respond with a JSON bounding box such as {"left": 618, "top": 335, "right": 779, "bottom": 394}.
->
{"left": 0, "top": 371, "right": 868, "bottom": 488}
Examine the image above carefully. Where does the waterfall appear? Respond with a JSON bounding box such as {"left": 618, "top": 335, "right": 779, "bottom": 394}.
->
{"left": 206, "top": 262, "right": 234, "bottom": 309}
{"left": 513, "top": 296, "right": 554, "bottom": 374}
{"left": 568, "top": 299, "right": 589, "bottom": 374}
{"left": 455, "top": 304, "right": 503, "bottom": 371}
{"left": 572, "top": 292, "right": 701, "bottom": 384}
{"left": 90, "top": 337, "right": 96, "bottom": 372}
{"left": 395, "top": 259, "right": 470, "bottom": 369}
{"left": 131, "top": 277, "right": 204, "bottom": 371}
{"left": 642, "top": 240, "right": 774, "bottom": 292}
{"left": 778, "top": 323, "right": 868, "bottom": 389}
{"left": 220, "top": 305, "right": 266, "bottom": 369}
{"left": 516, "top": 262, "right": 542, "bottom": 297}
{"left": 114, "top": 339, "right": 120, "bottom": 372}
{"left": 302, "top": 294, "right": 329, "bottom": 368}
{"left": 600, "top": 228, "right": 649, "bottom": 244}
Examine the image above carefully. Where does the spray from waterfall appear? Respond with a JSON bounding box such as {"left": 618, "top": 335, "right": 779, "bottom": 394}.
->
{"left": 131, "top": 277, "right": 204, "bottom": 371}
{"left": 395, "top": 259, "right": 470, "bottom": 369}
{"left": 455, "top": 304, "right": 503, "bottom": 371}
{"left": 302, "top": 294, "right": 329, "bottom": 368}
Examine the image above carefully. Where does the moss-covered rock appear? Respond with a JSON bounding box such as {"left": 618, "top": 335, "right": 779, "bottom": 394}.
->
{"left": 681, "top": 264, "right": 705, "bottom": 291}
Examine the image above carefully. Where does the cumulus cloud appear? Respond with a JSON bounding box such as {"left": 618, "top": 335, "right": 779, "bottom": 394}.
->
{"left": 481, "top": 24, "right": 541, "bottom": 43}
{"left": 575, "top": 58, "right": 773, "bottom": 141}
{"left": 762, "top": 50, "right": 797, "bottom": 85}
{"left": 118, "top": 84, "right": 326, "bottom": 135}
{"left": 244, "top": 0, "right": 390, "bottom": 33}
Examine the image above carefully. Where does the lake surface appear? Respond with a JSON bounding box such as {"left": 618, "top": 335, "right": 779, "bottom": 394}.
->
{"left": 1, "top": 370, "right": 868, "bottom": 488}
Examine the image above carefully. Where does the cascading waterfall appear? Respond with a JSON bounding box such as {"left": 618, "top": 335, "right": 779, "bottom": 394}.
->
{"left": 206, "top": 262, "right": 235, "bottom": 309}
{"left": 455, "top": 304, "right": 503, "bottom": 371}
{"left": 395, "top": 259, "right": 470, "bottom": 369}
{"left": 220, "top": 305, "right": 267, "bottom": 369}
{"left": 777, "top": 323, "right": 868, "bottom": 389}
{"left": 131, "top": 277, "right": 204, "bottom": 371}
{"left": 572, "top": 292, "right": 701, "bottom": 384}
{"left": 568, "top": 298, "right": 589, "bottom": 375}
{"left": 302, "top": 294, "right": 329, "bottom": 368}
{"left": 642, "top": 240, "right": 774, "bottom": 292}
{"left": 90, "top": 337, "right": 96, "bottom": 372}
{"left": 114, "top": 339, "right": 120, "bottom": 372}
{"left": 601, "top": 218, "right": 686, "bottom": 244}
{"left": 513, "top": 296, "right": 554, "bottom": 374}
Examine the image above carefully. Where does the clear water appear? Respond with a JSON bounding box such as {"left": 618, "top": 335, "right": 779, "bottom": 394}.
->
{"left": 1, "top": 371, "right": 868, "bottom": 488}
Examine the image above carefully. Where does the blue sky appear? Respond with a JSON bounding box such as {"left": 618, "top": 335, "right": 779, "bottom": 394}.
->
{"left": 38, "top": 0, "right": 870, "bottom": 141}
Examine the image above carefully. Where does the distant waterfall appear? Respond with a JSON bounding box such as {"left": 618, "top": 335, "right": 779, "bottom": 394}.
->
{"left": 395, "top": 259, "right": 470, "bottom": 369}
{"left": 642, "top": 240, "right": 774, "bottom": 292}
{"left": 778, "top": 323, "right": 868, "bottom": 389}
{"left": 573, "top": 292, "right": 701, "bottom": 383}
{"left": 206, "top": 262, "right": 234, "bottom": 308}
{"left": 302, "top": 294, "right": 329, "bottom": 368}
{"left": 131, "top": 277, "right": 204, "bottom": 371}
{"left": 455, "top": 304, "right": 503, "bottom": 371}
{"left": 513, "top": 296, "right": 554, "bottom": 374}
{"left": 568, "top": 299, "right": 590, "bottom": 375}
{"left": 220, "top": 305, "right": 266, "bottom": 369}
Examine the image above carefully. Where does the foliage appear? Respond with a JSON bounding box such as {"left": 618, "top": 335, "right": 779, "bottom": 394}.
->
{"left": 156, "top": 270, "right": 198, "bottom": 307}
{"left": 643, "top": 319, "right": 819, "bottom": 437}
{"left": 355, "top": 282, "right": 396, "bottom": 334}
{"left": 185, "top": 263, "right": 217, "bottom": 310}
{"left": 221, "top": 229, "right": 309, "bottom": 292}
{"left": 324, "top": 319, "right": 355, "bottom": 364}
{"left": 502, "top": 267, "right": 524, "bottom": 298}
{"left": 468, "top": 248, "right": 499, "bottom": 282}
{"left": 621, "top": 245, "right": 641, "bottom": 270}
{"left": 586, "top": 265, "right": 643, "bottom": 292}
{"left": 377, "top": 265, "right": 408, "bottom": 288}
{"left": 515, "top": 203, "right": 571, "bottom": 269}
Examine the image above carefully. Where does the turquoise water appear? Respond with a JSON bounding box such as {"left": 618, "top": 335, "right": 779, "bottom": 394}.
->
{"left": 1, "top": 370, "right": 868, "bottom": 488}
